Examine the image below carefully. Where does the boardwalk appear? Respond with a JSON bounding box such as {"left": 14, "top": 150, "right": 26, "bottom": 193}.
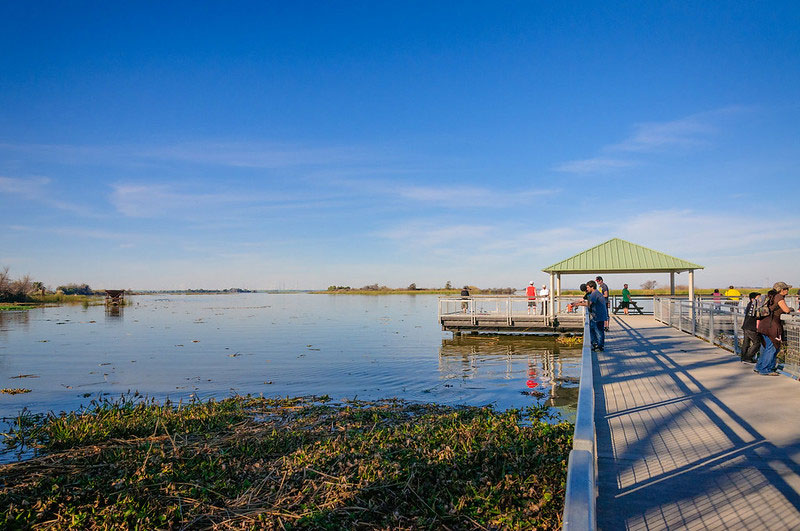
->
{"left": 596, "top": 315, "right": 800, "bottom": 530}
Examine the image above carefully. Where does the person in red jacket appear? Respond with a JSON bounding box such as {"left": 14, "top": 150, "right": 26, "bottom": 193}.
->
{"left": 526, "top": 281, "right": 537, "bottom": 314}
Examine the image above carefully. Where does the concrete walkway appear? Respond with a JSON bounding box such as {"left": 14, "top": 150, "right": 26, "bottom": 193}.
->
{"left": 596, "top": 315, "right": 800, "bottom": 530}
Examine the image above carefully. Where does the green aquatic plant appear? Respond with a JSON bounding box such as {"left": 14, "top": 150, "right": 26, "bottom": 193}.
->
{"left": 0, "top": 305, "right": 32, "bottom": 311}
{"left": 1, "top": 395, "right": 572, "bottom": 529}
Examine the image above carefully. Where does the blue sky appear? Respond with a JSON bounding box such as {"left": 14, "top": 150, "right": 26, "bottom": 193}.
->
{"left": 1, "top": 2, "right": 799, "bottom": 290}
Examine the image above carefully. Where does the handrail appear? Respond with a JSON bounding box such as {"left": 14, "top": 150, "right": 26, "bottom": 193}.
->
{"left": 562, "top": 311, "right": 597, "bottom": 530}
{"left": 654, "top": 297, "right": 800, "bottom": 379}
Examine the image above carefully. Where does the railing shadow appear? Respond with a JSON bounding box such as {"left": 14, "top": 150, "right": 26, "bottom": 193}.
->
{"left": 595, "top": 316, "right": 800, "bottom": 530}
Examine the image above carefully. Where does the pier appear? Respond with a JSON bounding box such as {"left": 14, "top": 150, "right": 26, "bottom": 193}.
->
{"left": 438, "top": 295, "right": 585, "bottom": 334}
{"left": 563, "top": 307, "right": 800, "bottom": 530}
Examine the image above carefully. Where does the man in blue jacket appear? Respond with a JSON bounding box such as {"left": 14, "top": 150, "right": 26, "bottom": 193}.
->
{"left": 578, "top": 280, "right": 608, "bottom": 351}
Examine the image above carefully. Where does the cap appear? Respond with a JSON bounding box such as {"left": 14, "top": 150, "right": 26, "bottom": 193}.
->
{"left": 773, "top": 281, "right": 792, "bottom": 291}
{"left": 529, "top": 281, "right": 534, "bottom": 285}
{"left": 596, "top": 276, "right": 603, "bottom": 281}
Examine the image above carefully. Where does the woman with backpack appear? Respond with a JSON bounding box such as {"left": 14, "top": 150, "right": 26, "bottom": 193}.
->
{"left": 755, "top": 282, "right": 795, "bottom": 376}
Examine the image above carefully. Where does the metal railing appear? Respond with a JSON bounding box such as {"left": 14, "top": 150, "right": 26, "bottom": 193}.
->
{"left": 562, "top": 311, "right": 597, "bottom": 530}
{"left": 654, "top": 297, "right": 800, "bottom": 379}
{"left": 438, "top": 295, "right": 585, "bottom": 321}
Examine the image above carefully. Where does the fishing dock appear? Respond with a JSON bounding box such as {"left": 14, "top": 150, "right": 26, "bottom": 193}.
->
{"left": 562, "top": 299, "right": 800, "bottom": 530}
{"left": 438, "top": 296, "right": 585, "bottom": 334}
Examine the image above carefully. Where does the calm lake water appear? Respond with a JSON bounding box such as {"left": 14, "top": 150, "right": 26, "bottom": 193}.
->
{"left": 0, "top": 293, "right": 581, "bottom": 423}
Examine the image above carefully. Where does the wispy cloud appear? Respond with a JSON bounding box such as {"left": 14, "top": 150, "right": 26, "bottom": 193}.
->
{"left": 374, "top": 207, "right": 800, "bottom": 281}
{"left": 378, "top": 222, "right": 494, "bottom": 248}
{"left": 0, "top": 176, "right": 97, "bottom": 216}
{"left": 8, "top": 224, "right": 137, "bottom": 243}
{"left": 397, "top": 184, "right": 556, "bottom": 204}
{"left": 554, "top": 106, "right": 752, "bottom": 174}
{"left": 552, "top": 158, "right": 637, "bottom": 174}
{"left": 138, "top": 142, "right": 374, "bottom": 169}
{"left": 0, "top": 140, "right": 378, "bottom": 169}
{"left": 109, "top": 182, "right": 343, "bottom": 218}
{"left": 334, "top": 178, "right": 559, "bottom": 207}
{"left": 608, "top": 116, "right": 715, "bottom": 153}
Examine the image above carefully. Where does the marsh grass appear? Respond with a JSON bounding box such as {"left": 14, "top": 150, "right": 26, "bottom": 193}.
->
{"left": 0, "top": 304, "right": 33, "bottom": 311}
{"left": 1, "top": 395, "right": 572, "bottom": 530}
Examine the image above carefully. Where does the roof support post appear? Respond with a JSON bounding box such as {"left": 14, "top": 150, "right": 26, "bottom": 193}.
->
{"left": 549, "top": 272, "right": 555, "bottom": 320}
{"left": 688, "top": 270, "right": 696, "bottom": 321}
{"left": 670, "top": 272, "right": 675, "bottom": 295}
{"left": 556, "top": 273, "right": 562, "bottom": 314}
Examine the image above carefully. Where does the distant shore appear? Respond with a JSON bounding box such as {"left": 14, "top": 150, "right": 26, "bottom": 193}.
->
{"left": 310, "top": 288, "right": 461, "bottom": 295}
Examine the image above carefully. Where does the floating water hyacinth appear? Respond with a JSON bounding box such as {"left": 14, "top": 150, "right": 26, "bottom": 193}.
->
{"left": 1, "top": 395, "right": 572, "bottom": 529}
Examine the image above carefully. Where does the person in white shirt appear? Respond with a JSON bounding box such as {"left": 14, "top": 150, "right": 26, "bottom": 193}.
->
{"left": 539, "top": 283, "right": 550, "bottom": 315}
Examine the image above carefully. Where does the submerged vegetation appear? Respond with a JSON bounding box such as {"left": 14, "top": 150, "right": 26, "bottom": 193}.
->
{"left": 1, "top": 395, "right": 572, "bottom": 529}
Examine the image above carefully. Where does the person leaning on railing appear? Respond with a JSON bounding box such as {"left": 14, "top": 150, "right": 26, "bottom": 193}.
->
{"left": 566, "top": 283, "right": 588, "bottom": 313}
{"left": 740, "top": 292, "right": 760, "bottom": 363}
{"left": 575, "top": 280, "right": 608, "bottom": 352}
{"left": 460, "top": 286, "right": 470, "bottom": 313}
{"left": 755, "top": 282, "right": 796, "bottom": 376}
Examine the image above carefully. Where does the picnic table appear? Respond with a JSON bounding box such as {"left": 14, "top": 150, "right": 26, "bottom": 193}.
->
{"left": 613, "top": 300, "right": 644, "bottom": 315}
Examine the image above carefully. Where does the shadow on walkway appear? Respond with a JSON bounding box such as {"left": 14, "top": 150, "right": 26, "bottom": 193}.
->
{"left": 596, "top": 316, "right": 800, "bottom": 530}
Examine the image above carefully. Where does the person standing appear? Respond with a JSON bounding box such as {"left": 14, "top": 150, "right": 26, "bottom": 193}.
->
{"left": 596, "top": 276, "right": 610, "bottom": 330}
{"left": 740, "top": 292, "right": 760, "bottom": 363}
{"left": 712, "top": 289, "right": 722, "bottom": 306}
{"left": 539, "top": 283, "right": 549, "bottom": 315}
{"left": 724, "top": 285, "right": 742, "bottom": 307}
{"left": 621, "top": 283, "right": 631, "bottom": 315}
{"left": 578, "top": 280, "right": 608, "bottom": 351}
{"left": 525, "top": 281, "right": 537, "bottom": 314}
{"left": 460, "top": 286, "right": 470, "bottom": 313}
{"left": 755, "top": 282, "right": 795, "bottom": 375}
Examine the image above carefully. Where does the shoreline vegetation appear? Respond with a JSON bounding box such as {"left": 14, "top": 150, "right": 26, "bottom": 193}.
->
{"left": 314, "top": 287, "right": 763, "bottom": 296}
{"left": 1, "top": 395, "right": 572, "bottom": 529}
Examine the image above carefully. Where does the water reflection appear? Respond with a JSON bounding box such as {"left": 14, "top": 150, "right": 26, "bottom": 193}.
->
{"left": 0, "top": 310, "right": 32, "bottom": 336}
{"left": 0, "top": 294, "right": 583, "bottom": 429}
{"left": 439, "top": 335, "right": 582, "bottom": 413}
{"left": 104, "top": 305, "right": 124, "bottom": 321}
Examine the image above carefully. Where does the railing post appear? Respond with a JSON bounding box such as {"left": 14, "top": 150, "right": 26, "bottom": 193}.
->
{"left": 709, "top": 304, "right": 715, "bottom": 344}
{"left": 691, "top": 299, "right": 696, "bottom": 336}
{"left": 678, "top": 301, "right": 683, "bottom": 332}
{"left": 507, "top": 297, "right": 512, "bottom": 326}
{"left": 668, "top": 298, "right": 672, "bottom": 327}
{"left": 471, "top": 298, "right": 476, "bottom": 325}
{"left": 732, "top": 308, "right": 739, "bottom": 355}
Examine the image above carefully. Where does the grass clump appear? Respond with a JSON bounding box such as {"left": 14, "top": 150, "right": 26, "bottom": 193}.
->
{"left": 1, "top": 395, "right": 572, "bottom": 530}
{"left": 0, "top": 388, "right": 31, "bottom": 395}
{"left": 0, "top": 304, "right": 33, "bottom": 311}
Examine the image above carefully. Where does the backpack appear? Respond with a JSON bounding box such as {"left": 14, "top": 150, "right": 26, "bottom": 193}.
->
{"left": 755, "top": 294, "right": 773, "bottom": 319}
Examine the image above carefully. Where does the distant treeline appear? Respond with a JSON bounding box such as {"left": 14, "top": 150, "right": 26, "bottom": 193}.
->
{"left": 0, "top": 267, "right": 104, "bottom": 302}
{"left": 0, "top": 267, "right": 37, "bottom": 302}
{"left": 325, "top": 283, "right": 516, "bottom": 294}
{"left": 132, "top": 288, "right": 256, "bottom": 294}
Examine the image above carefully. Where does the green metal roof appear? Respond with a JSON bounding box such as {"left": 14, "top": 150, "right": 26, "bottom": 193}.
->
{"left": 542, "top": 238, "right": 704, "bottom": 274}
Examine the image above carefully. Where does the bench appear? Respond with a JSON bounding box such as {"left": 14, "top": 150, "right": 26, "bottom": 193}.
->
{"left": 613, "top": 300, "right": 644, "bottom": 315}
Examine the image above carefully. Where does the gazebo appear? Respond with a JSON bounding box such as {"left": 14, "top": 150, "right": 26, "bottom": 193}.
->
{"left": 541, "top": 238, "right": 703, "bottom": 314}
